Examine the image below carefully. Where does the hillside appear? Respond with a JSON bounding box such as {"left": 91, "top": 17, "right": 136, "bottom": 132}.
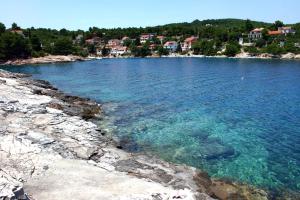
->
{"left": 159, "top": 18, "right": 271, "bottom": 29}
{"left": 1, "top": 18, "right": 300, "bottom": 61}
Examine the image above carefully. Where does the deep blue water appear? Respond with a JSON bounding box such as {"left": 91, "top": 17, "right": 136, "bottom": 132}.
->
{"left": 2, "top": 58, "right": 300, "bottom": 192}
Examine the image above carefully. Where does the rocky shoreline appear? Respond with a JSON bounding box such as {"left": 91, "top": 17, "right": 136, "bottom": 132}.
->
{"left": 234, "top": 52, "right": 300, "bottom": 60}
{"left": 1, "top": 52, "right": 300, "bottom": 67}
{"left": 0, "top": 69, "right": 288, "bottom": 200}
{"left": 1, "top": 55, "right": 87, "bottom": 66}
{"left": 103, "top": 52, "right": 300, "bottom": 60}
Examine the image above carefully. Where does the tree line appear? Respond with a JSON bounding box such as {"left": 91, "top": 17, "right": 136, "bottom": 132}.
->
{"left": 0, "top": 19, "right": 300, "bottom": 61}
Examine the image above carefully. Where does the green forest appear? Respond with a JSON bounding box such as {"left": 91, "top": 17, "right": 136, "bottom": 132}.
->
{"left": 1, "top": 19, "right": 300, "bottom": 61}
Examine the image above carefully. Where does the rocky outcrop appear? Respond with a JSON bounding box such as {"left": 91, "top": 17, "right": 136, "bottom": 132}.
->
{"left": 1, "top": 55, "right": 86, "bottom": 66}
{"left": 281, "top": 53, "right": 296, "bottom": 59}
{"left": 0, "top": 69, "right": 270, "bottom": 200}
{"left": 295, "top": 54, "right": 300, "bottom": 59}
{"left": 235, "top": 52, "right": 252, "bottom": 58}
{"left": 0, "top": 171, "right": 28, "bottom": 200}
{"left": 193, "top": 172, "right": 269, "bottom": 200}
{"left": 280, "top": 53, "right": 300, "bottom": 60}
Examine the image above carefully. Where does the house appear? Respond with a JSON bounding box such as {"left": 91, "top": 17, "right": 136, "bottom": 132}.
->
{"left": 140, "top": 33, "right": 155, "bottom": 44}
{"left": 85, "top": 37, "right": 103, "bottom": 46}
{"left": 108, "top": 39, "right": 121, "bottom": 47}
{"left": 278, "top": 27, "right": 296, "bottom": 35}
{"left": 85, "top": 39, "right": 94, "bottom": 45}
{"left": 110, "top": 46, "right": 128, "bottom": 56}
{"left": 268, "top": 27, "right": 296, "bottom": 36}
{"left": 156, "top": 36, "right": 165, "bottom": 44}
{"left": 10, "top": 29, "right": 25, "bottom": 37}
{"left": 248, "top": 28, "right": 264, "bottom": 40}
{"left": 164, "top": 41, "right": 178, "bottom": 52}
{"left": 181, "top": 36, "right": 198, "bottom": 51}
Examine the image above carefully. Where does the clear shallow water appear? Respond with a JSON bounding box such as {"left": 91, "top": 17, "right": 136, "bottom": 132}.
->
{"left": 2, "top": 58, "right": 300, "bottom": 192}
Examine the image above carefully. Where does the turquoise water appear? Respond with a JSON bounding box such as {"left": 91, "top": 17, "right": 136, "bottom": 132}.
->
{"left": 2, "top": 58, "right": 300, "bottom": 192}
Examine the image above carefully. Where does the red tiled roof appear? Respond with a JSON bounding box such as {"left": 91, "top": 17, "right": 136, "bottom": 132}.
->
{"left": 11, "top": 30, "right": 23, "bottom": 34}
{"left": 184, "top": 36, "right": 198, "bottom": 43}
{"left": 268, "top": 30, "right": 282, "bottom": 35}
{"left": 164, "top": 41, "right": 177, "bottom": 46}
{"left": 251, "top": 28, "right": 264, "bottom": 32}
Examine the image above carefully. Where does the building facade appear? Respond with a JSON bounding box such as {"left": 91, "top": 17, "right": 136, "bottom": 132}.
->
{"left": 248, "top": 28, "right": 264, "bottom": 40}
{"left": 140, "top": 33, "right": 155, "bottom": 44}
{"left": 181, "top": 36, "right": 198, "bottom": 51}
{"left": 164, "top": 41, "right": 178, "bottom": 52}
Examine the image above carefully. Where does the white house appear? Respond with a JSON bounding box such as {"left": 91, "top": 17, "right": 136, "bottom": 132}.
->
{"left": 248, "top": 28, "right": 264, "bottom": 40}
{"left": 110, "top": 46, "right": 128, "bottom": 56}
{"left": 268, "top": 27, "right": 296, "bottom": 36}
{"left": 164, "top": 41, "right": 178, "bottom": 52}
{"left": 278, "top": 27, "right": 296, "bottom": 35}
{"left": 108, "top": 39, "right": 121, "bottom": 47}
{"left": 140, "top": 33, "right": 155, "bottom": 44}
{"left": 181, "top": 36, "right": 198, "bottom": 51}
{"left": 85, "top": 37, "right": 104, "bottom": 46}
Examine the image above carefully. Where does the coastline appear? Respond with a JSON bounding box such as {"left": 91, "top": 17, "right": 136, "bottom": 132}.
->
{"left": 0, "top": 69, "right": 275, "bottom": 200}
{"left": 0, "top": 55, "right": 89, "bottom": 66}
{"left": 1, "top": 52, "right": 300, "bottom": 67}
{"left": 157, "top": 52, "right": 300, "bottom": 60}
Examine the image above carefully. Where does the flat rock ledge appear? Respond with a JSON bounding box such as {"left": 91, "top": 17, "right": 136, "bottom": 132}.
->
{"left": 235, "top": 52, "right": 300, "bottom": 59}
{"left": 1, "top": 55, "right": 86, "bottom": 66}
{"left": 0, "top": 69, "right": 270, "bottom": 200}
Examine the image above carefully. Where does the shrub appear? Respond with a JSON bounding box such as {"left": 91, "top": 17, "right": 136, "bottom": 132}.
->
{"left": 264, "top": 43, "right": 286, "bottom": 55}
{"left": 244, "top": 46, "right": 259, "bottom": 55}
{"left": 224, "top": 42, "right": 241, "bottom": 57}
{"left": 255, "top": 39, "right": 266, "bottom": 48}
{"left": 53, "top": 38, "right": 74, "bottom": 55}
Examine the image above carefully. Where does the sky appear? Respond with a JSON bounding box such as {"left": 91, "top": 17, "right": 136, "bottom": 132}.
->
{"left": 1, "top": 0, "right": 300, "bottom": 30}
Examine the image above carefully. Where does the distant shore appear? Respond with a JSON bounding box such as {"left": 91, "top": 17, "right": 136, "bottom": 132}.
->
{"left": 153, "top": 52, "right": 300, "bottom": 60}
{"left": 94, "top": 52, "right": 300, "bottom": 61}
{"left": 1, "top": 52, "right": 300, "bottom": 67}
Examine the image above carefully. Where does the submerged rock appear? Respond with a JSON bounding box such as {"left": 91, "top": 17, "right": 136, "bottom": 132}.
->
{"left": 194, "top": 172, "right": 269, "bottom": 200}
{"left": 195, "top": 137, "right": 237, "bottom": 160}
{"left": 117, "top": 135, "right": 142, "bottom": 152}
